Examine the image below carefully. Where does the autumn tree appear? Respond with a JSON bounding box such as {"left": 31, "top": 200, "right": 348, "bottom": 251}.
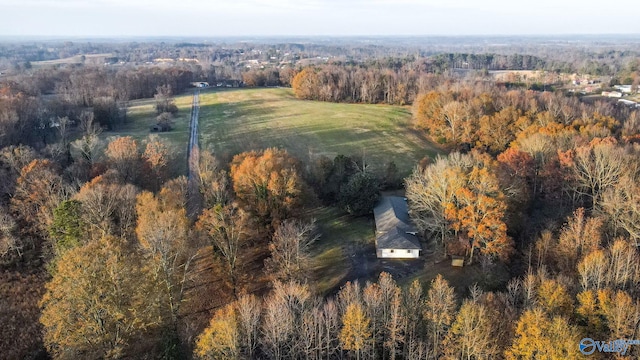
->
{"left": 105, "top": 136, "right": 140, "bottom": 183}
{"left": 71, "top": 131, "right": 101, "bottom": 170}
{"left": 424, "top": 274, "right": 456, "bottom": 358}
{"left": 264, "top": 219, "right": 319, "bottom": 282}
{"left": 578, "top": 238, "right": 640, "bottom": 291}
{"left": 477, "top": 106, "right": 521, "bottom": 153}
{"left": 597, "top": 289, "right": 640, "bottom": 340}
{"left": 362, "top": 281, "right": 384, "bottom": 359}
{"left": 194, "top": 303, "right": 239, "bottom": 360}
{"left": 553, "top": 207, "right": 602, "bottom": 274}
{"left": 74, "top": 173, "right": 138, "bottom": 241}
{"left": 443, "top": 300, "right": 498, "bottom": 359}
{"left": 536, "top": 278, "right": 574, "bottom": 317}
{"left": 384, "top": 288, "right": 405, "bottom": 360}
{"left": 405, "top": 154, "right": 464, "bottom": 250}
{"left": 160, "top": 176, "right": 189, "bottom": 210}
{"left": 496, "top": 147, "right": 535, "bottom": 209}
{"left": 413, "top": 91, "right": 453, "bottom": 144}
{"left": 136, "top": 190, "right": 193, "bottom": 327}
{"left": 196, "top": 202, "right": 249, "bottom": 294}
{"left": 261, "top": 281, "right": 311, "bottom": 360}
{"left": 142, "top": 134, "right": 173, "bottom": 191}
{"left": 402, "top": 280, "right": 425, "bottom": 359}
{"left": 444, "top": 164, "right": 514, "bottom": 263}
{"left": 340, "top": 303, "right": 371, "bottom": 360}
{"left": 10, "top": 159, "right": 67, "bottom": 239}
{"left": 291, "top": 68, "right": 320, "bottom": 100}
{"left": 230, "top": 148, "right": 307, "bottom": 227}
{"left": 40, "top": 236, "right": 163, "bottom": 359}
{"left": 506, "top": 308, "right": 582, "bottom": 360}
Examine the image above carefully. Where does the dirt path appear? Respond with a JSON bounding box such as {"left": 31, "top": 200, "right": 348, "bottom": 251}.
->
{"left": 187, "top": 90, "right": 202, "bottom": 218}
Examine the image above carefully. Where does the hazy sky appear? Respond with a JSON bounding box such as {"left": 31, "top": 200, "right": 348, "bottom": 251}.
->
{"left": 1, "top": 0, "right": 639, "bottom": 37}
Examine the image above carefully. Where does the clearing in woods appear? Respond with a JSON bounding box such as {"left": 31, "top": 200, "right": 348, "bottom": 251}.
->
{"left": 196, "top": 87, "right": 440, "bottom": 176}
{"left": 116, "top": 87, "right": 440, "bottom": 176}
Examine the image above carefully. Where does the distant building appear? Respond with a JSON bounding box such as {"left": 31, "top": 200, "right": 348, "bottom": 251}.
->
{"left": 618, "top": 99, "right": 637, "bottom": 107}
{"left": 373, "top": 197, "right": 421, "bottom": 259}
{"left": 191, "top": 82, "right": 209, "bottom": 88}
{"left": 151, "top": 123, "right": 171, "bottom": 132}
{"left": 614, "top": 85, "right": 633, "bottom": 94}
{"left": 602, "top": 91, "right": 623, "bottom": 98}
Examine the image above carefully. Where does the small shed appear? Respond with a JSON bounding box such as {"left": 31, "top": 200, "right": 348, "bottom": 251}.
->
{"left": 150, "top": 123, "right": 171, "bottom": 132}
{"left": 374, "top": 196, "right": 421, "bottom": 258}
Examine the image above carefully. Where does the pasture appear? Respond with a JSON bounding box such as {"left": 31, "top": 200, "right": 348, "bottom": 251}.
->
{"left": 196, "top": 87, "right": 439, "bottom": 176}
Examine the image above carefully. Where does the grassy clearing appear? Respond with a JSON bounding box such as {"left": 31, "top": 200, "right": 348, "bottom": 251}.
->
{"left": 98, "top": 93, "right": 193, "bottom": 174}
{"left": 31, "top": 53, "right": 113, "bottom": 67}
{"left": 197, "top": 87, "right": 440, "bottom": 176}
{"left": 308, "top": 207, "right": 375, "bottom": 295}
{"left": 106, "top": 87, "right": 440, "bottom": 176}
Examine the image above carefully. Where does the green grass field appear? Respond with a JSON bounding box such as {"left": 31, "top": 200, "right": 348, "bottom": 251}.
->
{"left": 116, "top": 87, "right": 439, "bottom": 176}
{"left": 196, "top": 87, "right": 440, "bottom": 176}
{"left": 31, "top": 53, "right": 113, "bottom": 67}
{"left": 99, "top": 94, "right": 193, "bottom": 174}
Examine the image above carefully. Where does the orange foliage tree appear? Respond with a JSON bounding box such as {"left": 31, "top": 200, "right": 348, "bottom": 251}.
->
{"left": 105, "top": 136, "right": 140, "bottom": 183}
{"left": 444, "top": 166, "right": 514, "bottom": 263}
{"left": 291, "top": 68, "right": 319, "bottom": 100}
{"left": 230, "top": 148, "right": 306, "bottom": 227}
{"left": 10, "top": 159, "right": 66, "bottom": 239}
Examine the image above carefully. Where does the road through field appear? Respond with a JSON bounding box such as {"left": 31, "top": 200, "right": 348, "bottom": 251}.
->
{"left": 187, "top": 90, "right": 202, "bottom": 218}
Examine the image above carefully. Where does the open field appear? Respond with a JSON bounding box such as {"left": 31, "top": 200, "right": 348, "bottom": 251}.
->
{"left": 98, "top": 93, "right": 193, "bottom": 174}
{"left": 196, "top": 87, "right": 440, "bottom": 176}
{"left": 30, "top": 53, "right": 113, "bottom": 67}
{"left": 106, "top": 87, "right": 440, "bottom": 177}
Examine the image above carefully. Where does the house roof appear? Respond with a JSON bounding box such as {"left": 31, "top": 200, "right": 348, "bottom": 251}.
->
{"left": 374, "top": 196, "right": 421, "bottom": 250}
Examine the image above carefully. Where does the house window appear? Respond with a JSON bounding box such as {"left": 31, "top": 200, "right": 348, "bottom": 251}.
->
{"left": 389, "top": 249, "right": 394, "bottom": 253}
{"left": 407, "top": 250, "right": 411, "bottom": 254}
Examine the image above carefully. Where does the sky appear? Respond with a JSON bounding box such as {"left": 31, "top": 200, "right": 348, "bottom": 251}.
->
{"left": 0, "top": 0, "right": 639, "bottom": 37}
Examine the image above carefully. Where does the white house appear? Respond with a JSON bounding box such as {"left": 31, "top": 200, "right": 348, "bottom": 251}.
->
{"left": 614, "top": 85, "right": 633, "bottom": 94}
{"left": 191, "top": 82, "right": 209, "bottom": 88}
{"left": 602, "top": 91, "right": 623, "bottom": 98}
{"left": 373, "top": 196, "right": 421, "bottom": 259}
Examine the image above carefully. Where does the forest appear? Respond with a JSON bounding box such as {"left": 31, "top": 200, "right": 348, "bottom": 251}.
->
{"left": 1, "top": 37, "right": 640, "bottom": 359}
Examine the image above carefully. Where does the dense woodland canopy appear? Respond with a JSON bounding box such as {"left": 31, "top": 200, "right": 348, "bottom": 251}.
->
{"left": 1, "top": 37, "right": 640, "bottom": 359}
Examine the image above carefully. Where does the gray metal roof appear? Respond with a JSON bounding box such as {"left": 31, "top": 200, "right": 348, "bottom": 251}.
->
{"left": 374, "top": 196, "right": 421, "bottom": 250}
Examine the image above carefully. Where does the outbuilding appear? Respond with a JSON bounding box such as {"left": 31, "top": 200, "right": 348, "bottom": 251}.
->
{"left": 373, "top": 196, "right": 421, "bottom": 258}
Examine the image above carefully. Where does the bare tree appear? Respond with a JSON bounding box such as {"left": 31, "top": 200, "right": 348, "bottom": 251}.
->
{"left": 198, "top": 150, "right": 231, "bottom": 208}
{"left": 197, "top": 202, "right": 249, "bottom": 296}
{"left": 265, "top": 219, "right": 319, "bottom": 282}
{"left": 384, "top": 288, "right": 405, "bottom": 360}
{"left": 0, "top": 208, "right": 21, "bottom": 260}
{"left": 236, "top": 294, "right": 261, "bottom": 359}
{"left": 565, "top": 138, "right": 628, "bottom": 211}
